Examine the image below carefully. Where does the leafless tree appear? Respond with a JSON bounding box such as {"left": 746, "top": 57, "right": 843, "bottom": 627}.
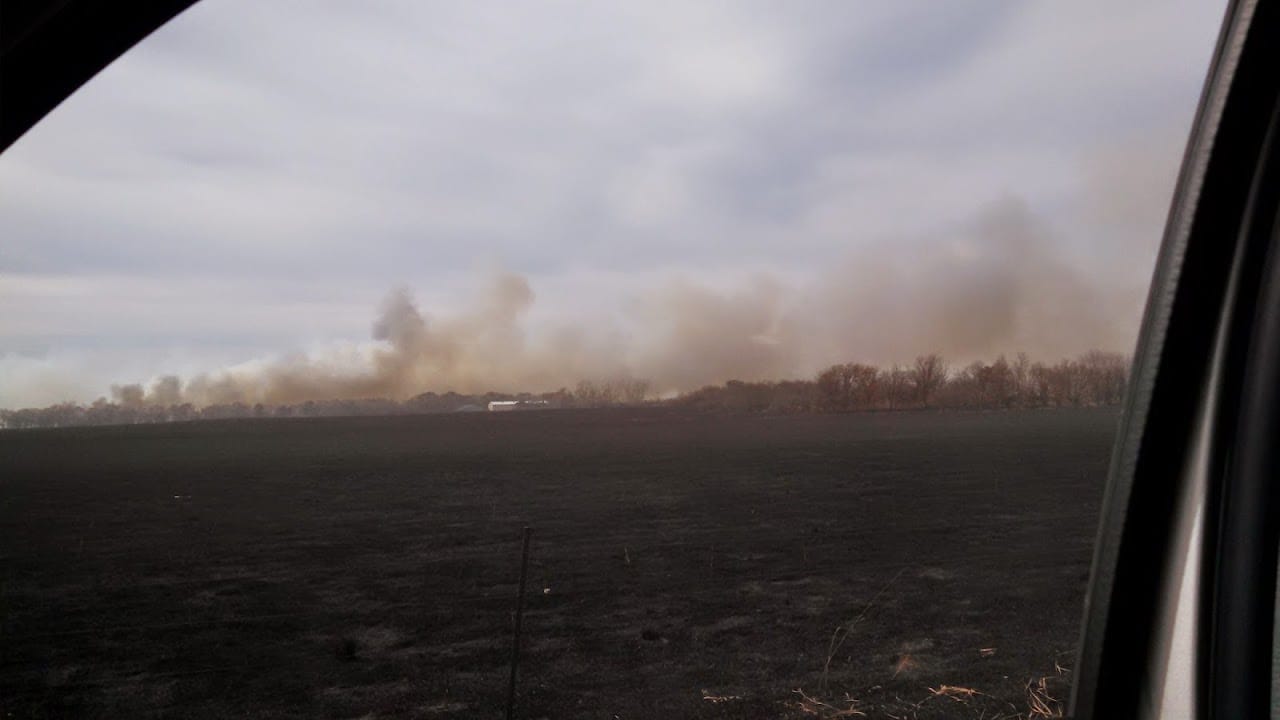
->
{"left": 880, "top": 365, "right": 912, "bottom": 409}
{"left": 911, "top": 354, "right": 947, "bottom": 407}
{"left": 1012, "top": 352, "right": 1032, "bottom": 405}
{"left": 1078, "top": 350, "right": 1128, "bottom": 405}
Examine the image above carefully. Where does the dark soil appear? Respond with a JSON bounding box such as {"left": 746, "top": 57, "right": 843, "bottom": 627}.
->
{"left": 0, "top": 407, "right": 1116, "bottom": 718}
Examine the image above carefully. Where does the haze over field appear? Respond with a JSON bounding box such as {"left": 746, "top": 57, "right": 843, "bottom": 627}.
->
{"left": 0, "top": 2, "right": 1226, "bottom": 407}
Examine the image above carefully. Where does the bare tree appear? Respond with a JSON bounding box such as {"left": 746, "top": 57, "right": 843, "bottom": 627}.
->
{"left": 816, "top": 364, "right": 850, "bottom": 410}
{"left": 989, "top": 355, "right": 1015, "bottom": 408}
{"left": 573, "top": 380, "right": 608, "bottom": 407}
{"left": 816, "top": 362, "right": 880, "bottom": 410}
{"left": 880, "top": 365, "right": 912, "bottom": 409}
{"left": 847, "top": 363, "right": 879, "bottom": 408}
{"left": 1028, "top": 362, "right": 1052, "bottom": 407}
{"left": 615, "top": 377, "right": 651, "bottom": 405}
{"left": 1078, "top": 350, "right": 1128, "bottom": 405}
{"left": 1012, "top": 352, "right": 1032, "bottom": 406}
{"left": 911, "top": 354, "right": 947, "bottom": 407}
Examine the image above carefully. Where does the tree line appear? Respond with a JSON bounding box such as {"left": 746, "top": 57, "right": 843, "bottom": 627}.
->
{"left": 673, "top": 350, "right": 1128, "bottom": 413}
{"left": 0, "top": 378, "right": 652, "bottom": 430}
{"left": 0, "top": 351, "right": 1126, "bottom": 429}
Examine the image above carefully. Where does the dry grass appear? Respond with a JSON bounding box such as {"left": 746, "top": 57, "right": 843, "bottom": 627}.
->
{"left": 928, "top": 684, "right": 982, "bottom": 701}
{"left": 796, "top": 661, "right": 1072, "bottom": 720}
{"left": 700, "top": 689, "right": 743, "bottom": 704}
{"left": 1025, "top": 661, "right": 1069, "bottom": 718}
{"left": 793, "top": 688, "right": 867, "bottom": 717}
{"left": 822, "top": 567, "right": 909, "bottom": 690}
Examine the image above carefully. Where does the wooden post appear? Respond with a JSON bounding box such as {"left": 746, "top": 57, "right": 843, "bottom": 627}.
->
{"left": 506, "top": 526, "right": 532, "bottom": 720}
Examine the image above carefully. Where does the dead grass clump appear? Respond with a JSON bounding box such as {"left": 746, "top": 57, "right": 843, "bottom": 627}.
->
{"left": 1026, "top": 678, "right": 1062, "bottom": 718}
{"left": 793, "top": 688, "right": 866, "bottom": 717}
{"left": 928, "top": 684, "right": 982, "bottom": 702}
{"left": 892, "top": 683, "right": 1003, "bottom": 718}
{"left": 1025, "top": 663, "right": 1070, "bottom": 718}
{"left": 700, "top": 689, "right": 743, "bottom": 704}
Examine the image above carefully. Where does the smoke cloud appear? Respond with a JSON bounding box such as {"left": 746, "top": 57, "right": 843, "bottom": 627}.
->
{"left": 799, "top": 197, "right": 1139, "bottom": 367}
{"left": 93, "top": 196, "right": 1147, "bottom": 408}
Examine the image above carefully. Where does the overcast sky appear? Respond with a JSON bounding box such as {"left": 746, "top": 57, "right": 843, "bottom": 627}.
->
{"left": 0, "top": 1, "right": 1227, "bottom": 407}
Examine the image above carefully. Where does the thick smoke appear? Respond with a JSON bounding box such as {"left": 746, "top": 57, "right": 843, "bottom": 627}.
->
{"left": 797, "top": 197, "right": 1139, "bottom": 367}
{"left": 131, "top": 273, "right": 625, "bottom": 406}
{"left": 99, "top": 196, "right": 1148, "bottom": 408}
{"left": 633, "top": 275, "right": 797, "bottom": 390}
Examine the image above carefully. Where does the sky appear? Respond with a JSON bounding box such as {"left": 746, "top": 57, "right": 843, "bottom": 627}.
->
{"left": 0, "top": 1, "right": 1227, "bottom": 407}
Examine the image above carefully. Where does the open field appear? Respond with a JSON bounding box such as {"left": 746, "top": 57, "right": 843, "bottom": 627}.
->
{"left": 0, "top": 408, "right": 1116, "bottom": 718}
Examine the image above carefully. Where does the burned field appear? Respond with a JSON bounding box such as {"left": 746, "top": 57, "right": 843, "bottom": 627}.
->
{"left": 1, "top": 408, "right": 1116, "bottom": 718}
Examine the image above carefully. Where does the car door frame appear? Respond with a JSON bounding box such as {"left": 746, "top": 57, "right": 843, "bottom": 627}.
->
{"left": 1070, "top": 1, "right": 1280, "bottom": 717}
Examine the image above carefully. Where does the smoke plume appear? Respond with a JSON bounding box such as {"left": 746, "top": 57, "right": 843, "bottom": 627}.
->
{"left": 93, "top": 196, "right": 1147, "bottom": 408}
{"left": 798, "top": 197, "right": 1139, "bottom": 367}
